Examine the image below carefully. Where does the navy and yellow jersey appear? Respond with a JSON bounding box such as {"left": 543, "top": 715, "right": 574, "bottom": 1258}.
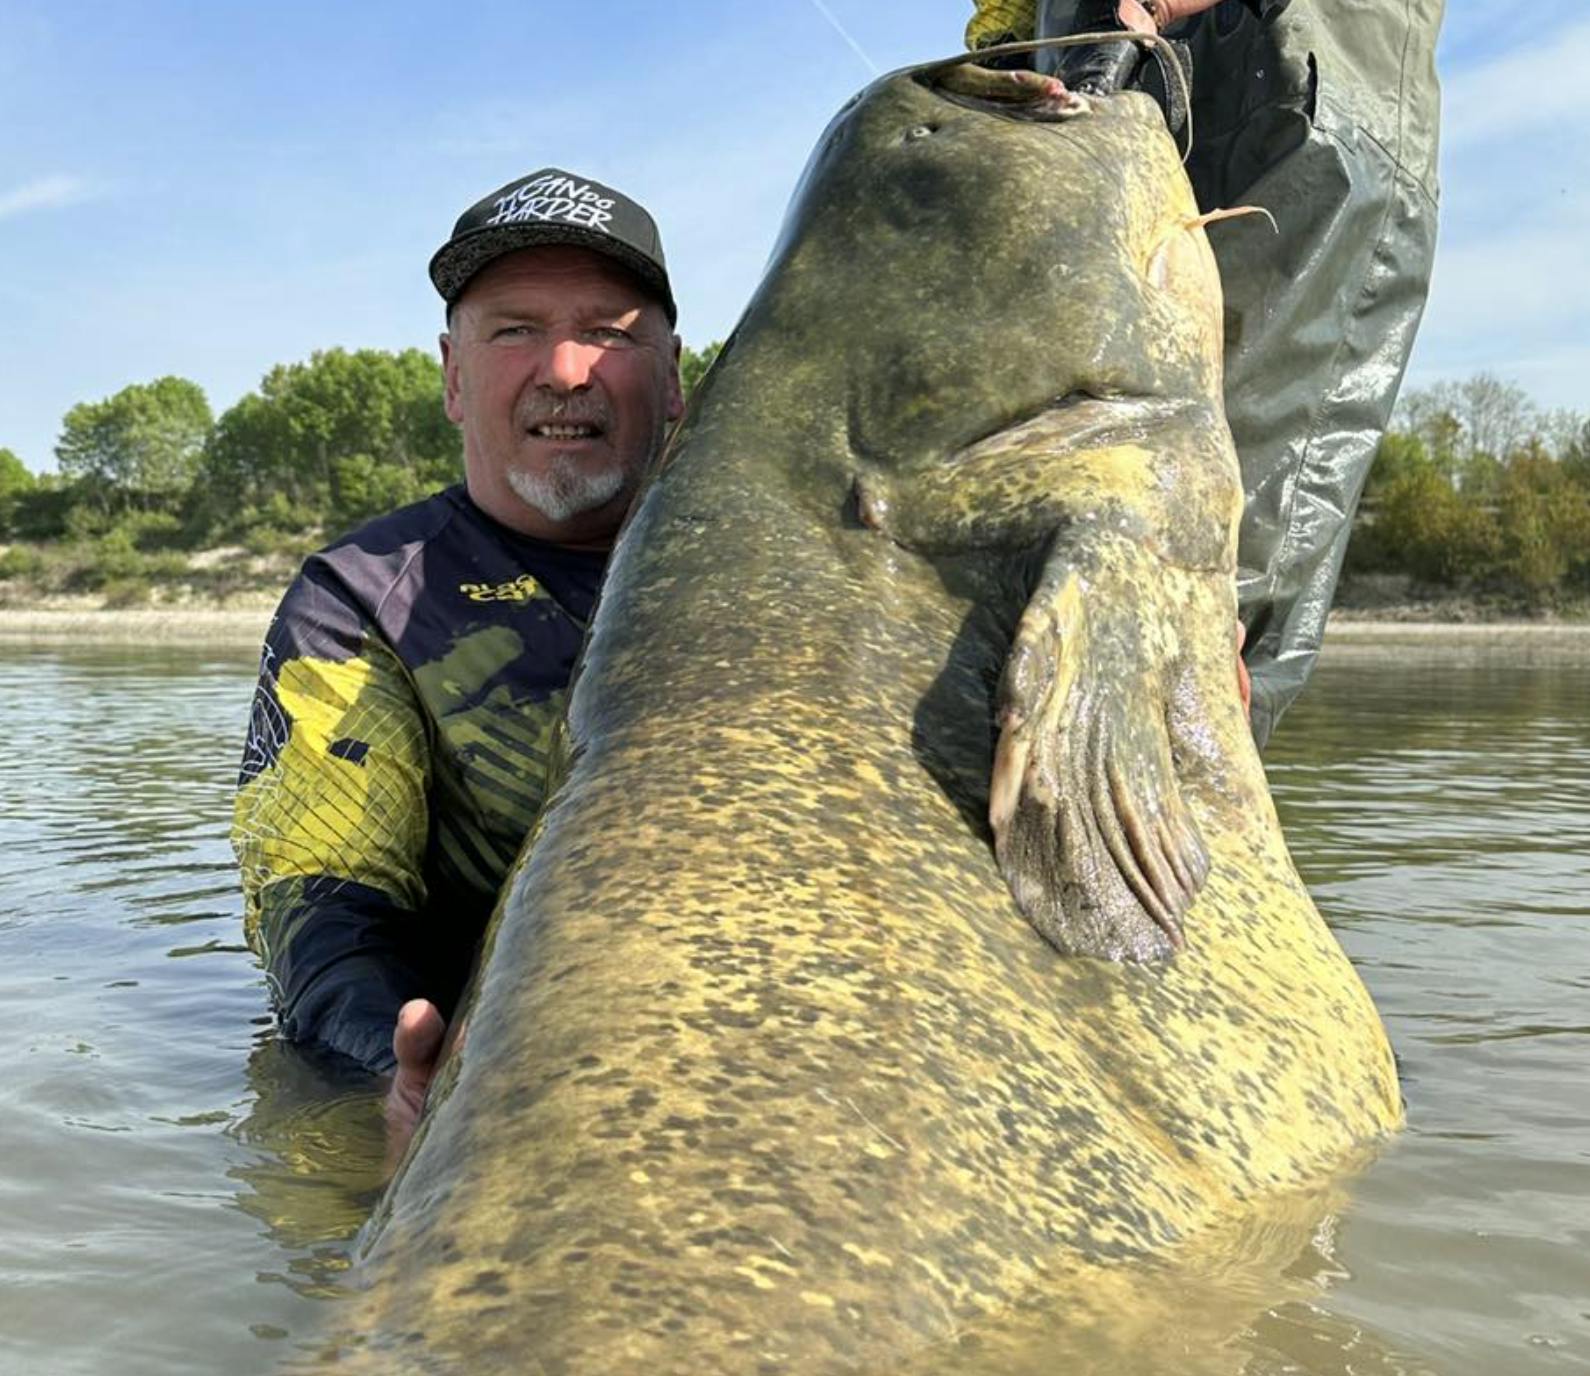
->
{"left": 233, "top": 485, "right": 606, "bottom": 1072}
{"left": 967, "top": 0, "right": 1037, "bottom": 49}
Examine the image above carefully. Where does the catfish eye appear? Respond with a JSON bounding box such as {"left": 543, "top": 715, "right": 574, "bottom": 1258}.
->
{"left": 904, "top": 123, "right": 937, "bottom": 142}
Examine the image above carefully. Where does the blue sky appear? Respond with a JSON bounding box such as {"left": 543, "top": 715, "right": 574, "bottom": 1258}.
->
{"left": 2, "top": 1, "right": 1584, "bottom": 472}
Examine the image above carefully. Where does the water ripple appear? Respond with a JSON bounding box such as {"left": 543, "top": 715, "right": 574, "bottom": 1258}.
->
{"left": 2, "top": 647, "right": 1588, "bottom": 1375}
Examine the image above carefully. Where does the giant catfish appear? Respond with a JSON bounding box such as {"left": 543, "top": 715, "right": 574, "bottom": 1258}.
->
{"left": 313, "top": 46, "right": 1402, "bottom": 1374}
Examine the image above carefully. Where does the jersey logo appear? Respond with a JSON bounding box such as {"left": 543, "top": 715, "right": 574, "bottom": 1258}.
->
{"left": 460, "top": 574, "right": 547, "bottom": 604}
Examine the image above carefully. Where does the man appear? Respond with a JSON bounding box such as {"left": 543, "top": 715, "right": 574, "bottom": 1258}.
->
{"left": 968, "top": 0, "right": 1445, "bottom": 746}
{"left": 233, "top": 169, "right": 683, "bottom": 1139}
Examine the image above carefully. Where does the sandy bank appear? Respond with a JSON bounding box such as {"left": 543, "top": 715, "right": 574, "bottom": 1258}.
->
{"left": 5, "top": 603, "right": 1588, "bottom": 659}
{"left": 0, "top": 607, "right": 272, "bottom": 646}
{"left": 1323, "top": 616, "right": 1590, "bottom": 661}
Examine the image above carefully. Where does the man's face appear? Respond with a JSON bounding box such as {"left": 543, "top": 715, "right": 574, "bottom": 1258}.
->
{"left": 441, "top": 245, "right": 684, "bottom": 547}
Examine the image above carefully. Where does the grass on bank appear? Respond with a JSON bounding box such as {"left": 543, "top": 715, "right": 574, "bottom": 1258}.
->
{"left": 0, "top": 519, "right": 316, "bottom": 610}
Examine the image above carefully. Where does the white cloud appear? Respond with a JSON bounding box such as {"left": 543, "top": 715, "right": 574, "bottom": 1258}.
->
{"left": 1404, "top": 336, "right": 1590, "bottom": 418}
{"left": 1440, "top": 20, "right": 1590, "bottom": 149}
{"left": 1408, "top": 15, "right": 1590, "bottom": 408}
{"left": 0, "top": 174, "right": 94, "bottom": 220}
{"left": 1427, "top": 199, "right": 1590, "bottom": 333}
{"left": 1411, "top": 197, "right": 1590, "bottom": 411}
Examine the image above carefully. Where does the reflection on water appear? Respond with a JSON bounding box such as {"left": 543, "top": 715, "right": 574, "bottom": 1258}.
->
{"left": 0, "top": 643, "right": 1586, "bottom": 1373}
{"left": 1261, "top": 654, "right": 1590, "bottom": 1375}
{"left": 229, "top": 1041, "right": 385, "bottom": 1279}
{"left": 0, "top": 647, "right": 310, "bottom": 1375}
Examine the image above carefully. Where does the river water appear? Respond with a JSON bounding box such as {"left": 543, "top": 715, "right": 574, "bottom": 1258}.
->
{"left": 0, "top": 640, "right": 1585, "bottom": 1374}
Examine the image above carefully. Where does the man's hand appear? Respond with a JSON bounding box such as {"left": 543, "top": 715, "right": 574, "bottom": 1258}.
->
{"left": 1117, "top": 0, "right": 1159, "bottom": 34}
{"left": 384, "top": 997, "right": 446, "bottom": 1168}
{"left": 1122, "top": 0, "right": 1224, "bottom": 30}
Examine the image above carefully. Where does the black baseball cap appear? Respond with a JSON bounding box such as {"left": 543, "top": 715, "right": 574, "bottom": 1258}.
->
{"left": 429, "top": 167, "right": 676, "bottom": 325}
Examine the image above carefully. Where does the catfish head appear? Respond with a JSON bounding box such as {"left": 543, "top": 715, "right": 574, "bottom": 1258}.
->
{"left": 732, "top": 61, "right": 1228, "bottom": 489}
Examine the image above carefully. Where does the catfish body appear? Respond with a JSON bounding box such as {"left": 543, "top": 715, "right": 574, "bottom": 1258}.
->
{"left": 316, "top": 65, "right": 1400, "bottom": 1375}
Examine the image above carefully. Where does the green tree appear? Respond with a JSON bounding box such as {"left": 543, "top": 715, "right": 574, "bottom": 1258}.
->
{"left": 1540, "top": 407, "right": 1587, "bottom": 462}
{"left": 1495, "top": 446, "right": 1590, "bottom": 600}
{"left": 1361, "top": 429, "right": 1433, "bottom": 505}
{"left": 679, "top": 340, "right": 722, "bottom": 401}
{"left": 0, "top": 447, "right": 36, "bottom": 537}
{"left": 1456, "top": 373, "right": 1536, "bottom": 468}
{"left": 1561, "top": 416, "right": 1590, "bottom": 486}
{"left": 1394, "top": 374, "right": 1538, "bottom": 483}
{"left": 54, "top": 377, "right": 213, "bottom": 511}
{"left": 198, "top": 348, "right": 461, "bottom": 536}
{"left": 9, "top": 473, "right": 78, "bottom": 541}
{"left": 1371, "top": 465, "right": 1499, "bottom": 585}
{"left": 1394, "top": 384, "right": 1463, "bottom": 482}
{"left": 1459, "top": 450, "right": 1506, "bottom": 504}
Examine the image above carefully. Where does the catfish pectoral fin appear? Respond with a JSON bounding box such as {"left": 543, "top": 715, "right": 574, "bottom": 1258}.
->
{"left": 991, "top": 535, "right": 1205, "bottom": 962}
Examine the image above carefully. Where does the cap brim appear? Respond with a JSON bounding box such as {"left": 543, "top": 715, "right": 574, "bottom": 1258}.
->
{"left": 429, "top": 223, "right": 677, "bottom": 325}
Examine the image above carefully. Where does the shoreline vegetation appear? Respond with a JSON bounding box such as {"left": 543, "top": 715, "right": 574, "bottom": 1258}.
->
{"left": 2, "top": 357, "right": 1586, "bottom": 644}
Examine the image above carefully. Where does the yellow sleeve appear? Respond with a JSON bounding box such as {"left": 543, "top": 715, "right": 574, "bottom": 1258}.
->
{"left": 234, "top": 627, "right": 430, "bottom": 962}
{"left": 967, "top": 0, "right": 1037, "bottom": 49}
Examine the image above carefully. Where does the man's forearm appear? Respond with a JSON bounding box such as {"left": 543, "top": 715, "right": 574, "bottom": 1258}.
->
{"left": 259, "top": 877, "right": 433, "bottom": 1073}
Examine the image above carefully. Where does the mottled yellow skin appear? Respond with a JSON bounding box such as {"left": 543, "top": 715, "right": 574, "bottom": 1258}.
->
{"left": 311, "top": 68, "right": 1400, "bottom": 1374}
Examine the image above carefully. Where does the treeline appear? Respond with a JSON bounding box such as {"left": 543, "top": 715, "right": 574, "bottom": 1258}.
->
{"left": 1, "top": 341, "right": 724, "bottom": 547}
{"left": 1348, "top": 374, "right": 1590, "bottom": 606}
{"left": 2, "top": 350, "right": 460, "bottom": 552}
{"left": 0, "top": 360, "right": 1584, "bottom": 609}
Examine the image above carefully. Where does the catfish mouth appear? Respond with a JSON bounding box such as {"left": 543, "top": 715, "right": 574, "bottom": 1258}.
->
{"left": 905, "top": 36, "right": 1190, "bottom": 151}
{"left": 907, "top": 31, "right": 1158, "bottom": 125}
{"left": 918, "top": 63, "right": 1094, "bottom": 125}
